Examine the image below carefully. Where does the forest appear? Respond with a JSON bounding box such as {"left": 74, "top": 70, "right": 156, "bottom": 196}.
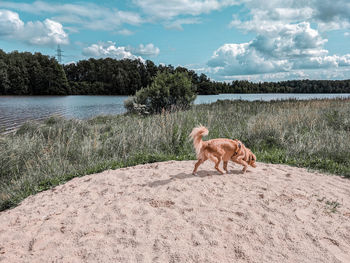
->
{"left": 1, "top": 49, "right": 350, "bottom": 95}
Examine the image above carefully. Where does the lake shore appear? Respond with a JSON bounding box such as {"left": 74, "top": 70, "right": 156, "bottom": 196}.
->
{"left": 2, "top": 94, "right": 350, "bottom": 133}
{"left": 1, "top": 160, "right": 350, "bottom": 262}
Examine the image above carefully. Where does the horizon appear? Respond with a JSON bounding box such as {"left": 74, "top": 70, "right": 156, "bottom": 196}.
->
{"left": 1, "top": 0, "right": 350, "bottom": 82}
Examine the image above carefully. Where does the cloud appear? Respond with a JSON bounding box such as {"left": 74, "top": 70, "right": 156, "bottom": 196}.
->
{"left": 129, "top": 43, "right": 160, "bottom": 57}
{"left": 82, "top": 41, "right": 141, "bottom": 60}
{"left": 230, "top": 0, "right": 350, "bottom": 32}
{"left": 82, "top": 41, "right": 160, "bottom": 61}
{"left": 208, "top": 21, "right": 350, "bottom": 78}
{"left": 0, "top": 9, "right": 23, "bottom": 35}
{"left": 116, "top": 29, "right": 134, "bottom": 36}
{"left": 0, "top": 1, "right": 142, "bottom": 31}
{"left": 208, "top": 43, "right": 290, "bottom": 75}
{"left": 313, "top": 0, "right": 350, "bottom": 30}
{"left": 164, "top": 18, "right": 201, "bottom": 30}
{"left": 133, "top": 0, "right": 238, "bottom": 20}
{"left": 24, "top": 19, "right": 69, "bottom": 46}
{"left": 132, "top": 0, "right": 238, "bottom": 29}
{"left": 216, "top": 67, "right": 350, "bottom": 82}
{"left": 206, "top": 0, "right": 350, "bottom": 79}
{"left": 0, "top": 9, "right": 68, "bottom": 46}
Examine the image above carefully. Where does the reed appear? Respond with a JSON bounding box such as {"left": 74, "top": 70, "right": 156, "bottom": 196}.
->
{"left": 1, "top": 98, "right": 349, "bottom": 211}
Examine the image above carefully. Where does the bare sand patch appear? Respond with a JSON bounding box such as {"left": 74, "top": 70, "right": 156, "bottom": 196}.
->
{"left": 1, "top": 161, "right": 350, "bottom": 262}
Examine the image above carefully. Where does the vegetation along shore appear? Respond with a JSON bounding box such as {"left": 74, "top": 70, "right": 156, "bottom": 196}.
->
{"left": 1, "top": 49, "right": 350, "bottom": 96}
{"left": 1, "top": 98, "right": 349, "bottom": 211}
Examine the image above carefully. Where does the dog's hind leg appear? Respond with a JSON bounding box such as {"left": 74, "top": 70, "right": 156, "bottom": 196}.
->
{"left": 223, "top": 161, "right": 228, "bottom": 173}
{"left": 210, "top": 155, "right": 224, "bottom": 175}
{"left": 215, "top": 158, "right": 224, "bottom": 175}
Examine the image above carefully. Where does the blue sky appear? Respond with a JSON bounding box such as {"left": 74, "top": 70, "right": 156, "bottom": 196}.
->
{"left": 1, "top": 0, "right": 350, "bottom": 82}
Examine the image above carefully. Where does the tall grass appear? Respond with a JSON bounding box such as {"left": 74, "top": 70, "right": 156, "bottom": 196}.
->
{"left": 1, "top": 99, "right": 349, "bottom": 211}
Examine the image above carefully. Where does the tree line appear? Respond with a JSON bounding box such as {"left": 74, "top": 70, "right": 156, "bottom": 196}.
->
{"left": 1, "top": 49, "right": 350, "bottom": 95}
{"left": 0, "top": 50, "right": 69, "bottom": 95}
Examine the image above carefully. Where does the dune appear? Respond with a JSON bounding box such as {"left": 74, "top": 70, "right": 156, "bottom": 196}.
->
{"left": 0, "top": 160, "right": 350, "bottom": 263}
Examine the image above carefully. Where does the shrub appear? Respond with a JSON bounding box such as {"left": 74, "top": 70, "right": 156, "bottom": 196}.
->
{"left": 124, "top": 71, "right": 196, "bottom": 114}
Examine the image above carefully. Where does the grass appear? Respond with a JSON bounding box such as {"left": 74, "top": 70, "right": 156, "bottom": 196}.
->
{"left": 317, "top": 197, "right": 342, "bottom": 213}
{"left": 1, "top": 98, "right": 349, "bottom": 211}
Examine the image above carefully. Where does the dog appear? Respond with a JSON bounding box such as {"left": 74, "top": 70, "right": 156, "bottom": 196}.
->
{"left": 190, "top": 126, "right": 242, "bottom": 175}
{"left": 231, "top": 139, "right": 257, "bottom": 173}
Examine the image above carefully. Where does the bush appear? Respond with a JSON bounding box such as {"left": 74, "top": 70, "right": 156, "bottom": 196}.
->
{"left": 124, "top": 71, "right": 196, "bottom": 114}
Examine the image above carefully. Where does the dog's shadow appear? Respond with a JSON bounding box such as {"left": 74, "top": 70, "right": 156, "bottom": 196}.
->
{"left": 147, "top": 169, "right": 243, "bottom": 188}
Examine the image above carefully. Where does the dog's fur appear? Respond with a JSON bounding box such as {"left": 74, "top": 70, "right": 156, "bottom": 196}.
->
{"left": 231, "top": 139, "right": 257, "bottom": 173}
{"left": 190, "top": 126, "right": 256, "bottom": 175}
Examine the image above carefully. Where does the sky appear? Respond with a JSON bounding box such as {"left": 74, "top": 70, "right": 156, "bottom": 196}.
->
{"left": 0, "top": 0, "right": 350, "bottom": 82}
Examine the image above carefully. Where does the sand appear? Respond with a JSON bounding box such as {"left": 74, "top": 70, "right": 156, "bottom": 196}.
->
{"left": 1, "top": 160, "right": 350, "bottom": 263}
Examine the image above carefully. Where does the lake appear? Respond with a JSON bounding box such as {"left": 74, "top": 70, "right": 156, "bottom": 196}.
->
{"left": 1, "top": 93, "right": 350, "bottom": 133}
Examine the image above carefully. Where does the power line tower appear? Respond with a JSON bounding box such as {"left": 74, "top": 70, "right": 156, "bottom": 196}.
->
{"left": 56, "top": 45, "right": 64, "bottom": 63}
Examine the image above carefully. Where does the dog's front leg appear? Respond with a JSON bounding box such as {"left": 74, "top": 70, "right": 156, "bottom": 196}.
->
{"left": 232, "top": 156, "right": 248, "bottom": 173}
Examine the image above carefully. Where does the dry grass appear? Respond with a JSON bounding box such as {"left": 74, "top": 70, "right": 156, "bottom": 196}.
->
{"left": 0, "top": 98, "right": 349, "bottom": 211}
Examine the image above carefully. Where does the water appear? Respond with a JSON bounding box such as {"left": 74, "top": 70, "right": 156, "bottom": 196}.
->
{"left": 1, "top": 94, "right": 350, "bottom": 133}
{"left": 194, "top": 93, "right": 350, "bottom": 104}
{"left": 0, "top": 96, "right": 127, "bottom": 133}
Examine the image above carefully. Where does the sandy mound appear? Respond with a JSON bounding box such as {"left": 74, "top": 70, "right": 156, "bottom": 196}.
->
{"left": 1, "top": 161, "right": 350, "bottom": 263}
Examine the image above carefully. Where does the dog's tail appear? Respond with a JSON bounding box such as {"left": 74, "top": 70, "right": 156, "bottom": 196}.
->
{"left": 189, "top": 126, "right": 209, "bottom": 157}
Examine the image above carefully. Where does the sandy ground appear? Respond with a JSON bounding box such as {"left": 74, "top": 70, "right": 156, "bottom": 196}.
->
{"left": 1, "top": 161, "right": 350, "bottom": 263}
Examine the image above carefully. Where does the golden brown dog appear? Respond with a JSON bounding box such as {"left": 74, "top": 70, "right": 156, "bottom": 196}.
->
{"left": 190, "top": 126, "right": 241, "bottom": 175}
{"left": 231, "top": 139, "right": 257, "bottom": 173}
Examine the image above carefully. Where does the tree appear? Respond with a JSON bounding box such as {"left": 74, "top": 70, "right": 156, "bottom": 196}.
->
{"left": 125, "top": 71, "right": 197, "bottom": 114}
{"left": 0, "top": 60, "right": 10, "bottom": 94}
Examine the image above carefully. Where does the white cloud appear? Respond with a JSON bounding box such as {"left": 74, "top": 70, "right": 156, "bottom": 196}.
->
{"left": 230, "top": 0, "right": 350, "bottom": 32}
{"left": 132, "top": 0, "right": 238, "bottom": 29}
{"left": 82, "top": 41, "right": 141, "bottom": 60}
{"left": 0, "top": 9, "right": 23, "bottom": 35}
{"left": 207, "top": 22, "right": 343, "bottom": 76}
{"left": 208, "top": 0, "right": 350, "bottom": 79}
{"left": 129, "top": 43, "right": 160, "bottom": 57}
{"left": 164, "top": 18, "right": 201, "bottom": 30}
{"left": 82, "top": 41, "right": 160, "bottom": 61}
{"left": 117, "top": 29, "right": 134, "bottom": 36}
{"left": 210, "top": 67, "right": 350, "bottom": 82}
{"left": 0, "top": 1, "right": 142, "bottom": 31}
{"left": 336, "top": 54, "right": 350, "bottom": 66}
{"left": 0, "top": 9, "right": 68, "bottom": 46}
{"left": 133, "top": 0, "right": 238, "bottom": 20}
{"left": 208, "top": 43, "right": 290, "bottom": 75}
{"left": 313, "top": 0, "right": 350, "bottom": 31}
{"left": 24, "top": 19, "right": 68, "bottom": 45}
